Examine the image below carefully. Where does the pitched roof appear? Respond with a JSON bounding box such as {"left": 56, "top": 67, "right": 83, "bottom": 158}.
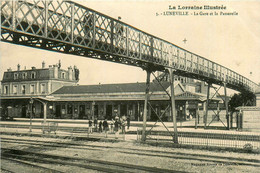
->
{"left": 175, "top": 91, "right": 221, "bottom": 101}
{"left": 52, "top": 82, "right": 171, "bottom": 95}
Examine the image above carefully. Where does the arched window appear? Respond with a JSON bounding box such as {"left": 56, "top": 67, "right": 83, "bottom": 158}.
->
{"left": 31, "top": 72, "right": 36, "bottom": 79}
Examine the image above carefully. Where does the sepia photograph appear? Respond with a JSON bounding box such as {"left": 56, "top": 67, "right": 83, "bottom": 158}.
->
{"left": 1, "top": 0, "right": 260, "bottom": 172}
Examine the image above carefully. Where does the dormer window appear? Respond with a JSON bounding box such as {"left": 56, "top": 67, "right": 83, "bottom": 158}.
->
{"left": 14, "top": 73, "right": 18, "bottom": 80}
{"left": 61, "top": 72, "right": 66, "bottom": 79}
{"left": 31, "top": 72, "right": 36, "bottom": 79}
{"left": 22, "top": 72, "right": 27, "bottom": 79}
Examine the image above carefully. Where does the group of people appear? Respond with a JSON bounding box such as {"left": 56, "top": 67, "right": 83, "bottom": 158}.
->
{"left": 88, "top": 116, "right": 131, "bottom": 138}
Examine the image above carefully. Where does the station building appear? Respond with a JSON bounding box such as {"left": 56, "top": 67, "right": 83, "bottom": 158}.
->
{"left": 0, "top": 61, "right": 78, "bottom": 118}
{"left": 1, "top": 61, "right": 225, "bottom": 122}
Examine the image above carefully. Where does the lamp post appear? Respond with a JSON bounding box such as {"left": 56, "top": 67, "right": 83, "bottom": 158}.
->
{"left": 29, "top": 97, "right": 34, "bottom": 132}
{"left": 179, "top": 106, "right": 183, "bottom": 128}
{"left": 196, "top": 103, "right": 202, "bottom": 129}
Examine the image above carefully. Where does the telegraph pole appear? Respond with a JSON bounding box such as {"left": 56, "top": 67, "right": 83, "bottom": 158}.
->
{"left": 169, "top": 68, "right": 178, "bottom": 143}
{"left": 141, "top": 70, "right": 151, "bottom": 142}
{"left": 224, "top": 82, "right": 229, "bottom": 130}
{"left": 204, "top": 83, "right": 210, "bottom": 129}
{"left": 29, "top": 97, "right": 33, "bottom": 132}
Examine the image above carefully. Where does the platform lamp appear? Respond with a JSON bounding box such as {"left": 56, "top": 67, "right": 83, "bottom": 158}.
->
{"left": 29, "top": 97, "right": 34, "bottom": 132}
{"left": 196, "top": 103, "right": 203, "bottom": 129}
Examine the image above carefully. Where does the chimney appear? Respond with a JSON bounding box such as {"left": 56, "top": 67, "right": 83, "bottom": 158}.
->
{"left": 58, "top": 60, "right": 61, "bottom": 69}
{"left": 68, "top": 66, "right": 73, "bottom": 80}
{"left": 7, "top": 68, "right": 12, "bottom": 72}
{"left": 17, "top": 64, "right": 20, "bottom": 71}
{"left": 31, "top": 66, "right": 36, "bottom": 70}
{"left": 53, "top": 65, "right": 58, "bottom": 78}
{"left": 42, "top": 61, "right": 45, "bottom": 68}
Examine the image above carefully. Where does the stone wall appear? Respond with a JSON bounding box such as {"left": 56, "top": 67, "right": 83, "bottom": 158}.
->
{"left": 236, "top": 107, "right": 260, "bottom": 132}
{"left": 242, "top": 108, "right": 260, "bottom": 132}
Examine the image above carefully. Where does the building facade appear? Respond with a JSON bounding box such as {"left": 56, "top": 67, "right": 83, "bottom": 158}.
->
{"left": 0, "top": 61, "right": 78, "bottom": 118}
{"left": 1, "top": 62, "right": 225, "bottom": 123}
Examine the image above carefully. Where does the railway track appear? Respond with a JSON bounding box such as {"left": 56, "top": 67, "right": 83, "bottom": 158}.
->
{"left": 1, "top": 156, "right": 63, "bottom": 173}
{"left": 1, "top": 148, "right": 182, "bottom": 173}
{"left": 1, "top": 167, "right": 15, "bottom": 173}
{"left": 1, "top": 136, "right": 260, "bottom": 173}
{"left": 1, "top": 137, "right": 260, "bottom": 167}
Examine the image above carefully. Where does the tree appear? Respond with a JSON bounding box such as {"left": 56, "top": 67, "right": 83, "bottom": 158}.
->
{"left": 229, "top": 91, "right": 255, "bottom": 111}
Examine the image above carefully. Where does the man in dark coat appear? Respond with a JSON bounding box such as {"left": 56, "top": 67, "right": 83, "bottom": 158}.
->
{"left": 127, "top": 116, "right": 131, "bottom": 130}
{"left": 103, "top": 119, "right": 108, "bottom": 131}
{"left": 114, "top": 119, "right": 120, "bottom": 139}
{"left": 94, "top": 118, "right": 98, "bottom": 132}
{"left": 103, "top": 119, "right": 109, "bottom": 137}
{"left": 99, "top": 120, "right": 103, "bottom": 133}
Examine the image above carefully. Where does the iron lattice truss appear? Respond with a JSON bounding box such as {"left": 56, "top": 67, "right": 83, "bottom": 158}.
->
{"left": 1, "top": 0, "right": 258, "bottom": 93}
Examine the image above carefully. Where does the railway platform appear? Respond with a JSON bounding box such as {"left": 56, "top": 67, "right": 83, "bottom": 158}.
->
{"left": 1, "top": 118, "right": 259, "bottom": 142}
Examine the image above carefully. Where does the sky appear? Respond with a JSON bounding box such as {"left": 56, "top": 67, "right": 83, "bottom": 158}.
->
{"left": 1, "top": 0, "right": 259, "bottom": 90}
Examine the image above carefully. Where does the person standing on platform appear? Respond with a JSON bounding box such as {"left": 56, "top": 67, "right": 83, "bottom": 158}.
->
{"left": 103, "top": 119, "right": 109, "bottom": 137}
{"left": 115, "top": 114, "right": 119, "bottom": 121}
{"left": 114, "top": 118, "right": 120, "bottom": 139}
{"left": 88, "top": 119, "right": 93, "bottom": 134}
{"left": 127, "top": 116, "right": 130, "bottom": 130}
{"left": 98, "top": 120, "right": 103, "bottom": 133}
{"left": 110, "top": 118, "right": 115, "bottom": 133}
{"left": 94, "top": 118, "right": 98, "bottom": 132}
{"left": 122, "top": 115, "right": 126, "bottom": 121}
{"left": 121, "top": 119, "right": 126, "bottom": 134}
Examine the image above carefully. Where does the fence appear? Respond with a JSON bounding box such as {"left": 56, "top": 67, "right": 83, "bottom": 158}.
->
{"left": 69, "top": 126, "right": 126, "bottom": 140}
{"left": 137, "top": 129, "right": 260, "bottom": 150}
{"left": 0, "top": 122, "right": 126, "bottom": 140}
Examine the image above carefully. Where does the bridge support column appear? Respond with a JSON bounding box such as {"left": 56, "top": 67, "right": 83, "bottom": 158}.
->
{"left": 204, "top": 82, "right": 211, "bottom": 129}
{"left": 141, "top": 70, "right": 151, "bottom": 142}
{"left": 224, "top": 82, "right": 230, "bottom": 130}
{"left": 169, "top": 68, "right": 178, "bottom": 143}
{"left": 195, "top": 103, "right": 199, "bottom": 129}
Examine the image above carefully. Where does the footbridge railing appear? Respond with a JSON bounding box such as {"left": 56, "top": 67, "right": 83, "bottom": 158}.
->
{"left": 1, "top": 0, "right": 258, "bottom": 92}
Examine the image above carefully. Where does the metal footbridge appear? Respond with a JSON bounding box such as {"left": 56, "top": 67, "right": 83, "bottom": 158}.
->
{"left": 1, "top": 0, "right": 258, "bottom": 93}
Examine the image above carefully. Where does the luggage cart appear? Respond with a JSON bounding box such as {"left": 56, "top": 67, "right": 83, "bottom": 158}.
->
{"left": 42, "top": 122, "right": 58, "bottom": 134}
